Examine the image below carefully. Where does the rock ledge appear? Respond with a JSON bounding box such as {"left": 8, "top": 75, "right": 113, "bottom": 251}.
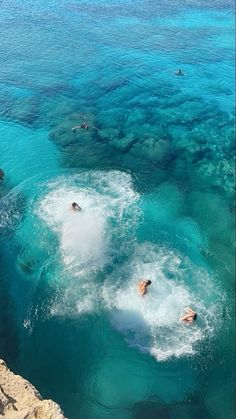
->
{"left": 0, "top": 359, "right": 66, "bottom": 418}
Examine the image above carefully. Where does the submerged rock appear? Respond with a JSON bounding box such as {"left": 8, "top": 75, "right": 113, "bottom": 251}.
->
{"left": 132, "top": 396, "right": 215, "bottom": 419}
{"left": 99, "top": 127, "right": 120, "bottom": 141}
{"left": 16, "top": 249, "right": 37, "bottom": 276}
{"left": 110, "top": 134, "right": 137, "bottom": 152}
{"left": 0, "top": 85, "right": 39, "bottom": 126}
{"left": 130, "top": 136, "right": 171, "bottom": 162}
{"left": 0, "top": 359, "right": 65, "bottom": 418}
{"left": 196, "top": 157, "right": 235, "bottom": 199}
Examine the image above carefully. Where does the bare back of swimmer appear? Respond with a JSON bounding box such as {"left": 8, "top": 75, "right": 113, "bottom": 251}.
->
{"left": 180, "top": 307, "right": 197, "bottom": 324}
{"left": 137, "top": 279, "right": 152, "bottom": 296}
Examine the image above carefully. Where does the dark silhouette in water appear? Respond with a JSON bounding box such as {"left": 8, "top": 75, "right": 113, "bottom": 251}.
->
{"left": 175, "top": 69, "right": 185, "bottom": 76}
{"left": 72, "top": 114, "right": 99, "bottom": 132}
{"left": 71, "top": 202, "right": 81, "bottom": 211}
{"left": 132, "top": 393, "right": 216, "bottom": 419}
{"left": 0, "top": 169, "right": 5, "bottom": 180}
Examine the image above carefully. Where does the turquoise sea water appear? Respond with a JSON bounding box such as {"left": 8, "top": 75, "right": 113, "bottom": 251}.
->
{"left": 0, "top": 1, "right": 235, "bottom": 418}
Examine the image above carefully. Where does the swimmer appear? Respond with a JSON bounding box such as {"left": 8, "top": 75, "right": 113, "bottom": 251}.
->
{"left": 137, "top": 279, "right": 152, "bottom": 296}
{"left": 72, "top": 123, "right": 89, "bottom": 131}
{"left": 71, "top": 202, "right": 81, "bottom": 211}
{"left": 72, "top": 113, "right": 99, "bottom": 132}
{"left": 180, "top": 307, "right": 197, "bottom": 324}
{"left": 0, "top": 169, "right": 5, "bottom": 180}
{"left": 175, "top": 69, "right": 185, "bottom": 76}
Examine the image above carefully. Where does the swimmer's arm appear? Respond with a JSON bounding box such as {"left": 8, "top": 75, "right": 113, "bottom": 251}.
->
{"left": 180, "top": 313, "right": 190, "bottom": 321}
{"left": 185, "top": 307, "right": 194, "bottom": 313}
{"left": 72, "top": 125, "right": 81, "bottom": 131}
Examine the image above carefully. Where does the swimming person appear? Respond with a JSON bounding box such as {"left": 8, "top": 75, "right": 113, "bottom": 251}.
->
{"left": 72, "top": 123, "right": 89, "bottom": 132}
{"left": 72, "top": 113, "right": 99, "bottom": 132}
{"left": 72, "top": 114, "right": 89, "bottom": 131}
{"left": 175, "top": 69, "right": 185, "bottom": 76}
{"left": 180, "top": 307, "right": 197, "bottom": 324}
{"left": 71, "top": 202, "right": 82, "bottom": 211}
{"left": 137, "top": 280, "right": 152, "bottom": 296}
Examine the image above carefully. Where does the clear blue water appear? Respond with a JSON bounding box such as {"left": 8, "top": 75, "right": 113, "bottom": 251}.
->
{"left": 0, "top": 1, "right": 235, "bottom": 418}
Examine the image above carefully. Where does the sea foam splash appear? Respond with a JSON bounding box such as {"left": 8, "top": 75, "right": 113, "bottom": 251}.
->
{"left": 37, "top": 170, "right": 139, "bottom": 315}
{"left": 38, "top": 170, "right": 139, "bottom": 273}
{"left": 35, "top": 171, "right": 221, "bottom": 361}
{"left": 102, "top": 243, "right": 221, "bottom": 361}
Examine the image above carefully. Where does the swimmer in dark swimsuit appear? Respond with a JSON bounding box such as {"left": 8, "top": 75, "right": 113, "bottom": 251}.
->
{"left": 175, "top": 69, "right": 185, "bottom": 76}
{"left": 180, "top": 307, "right": 197, "bottom": 324}
{"left": 72, "top": 114, "right": 99, "bottom": 132}
{"left": 137, "top": 279, "right": 152, "bottom": 296}
{"left": 71, "top": 202, "right": 82, "bottom": 211}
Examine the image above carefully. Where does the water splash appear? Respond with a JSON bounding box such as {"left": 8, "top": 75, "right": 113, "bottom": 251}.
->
{"left": 103, "top": 243, "right": 222, "bottom": 361}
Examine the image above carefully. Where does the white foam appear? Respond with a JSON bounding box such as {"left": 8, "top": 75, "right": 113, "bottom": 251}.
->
{"left": 103, "top": 243, "right": 221, "bottom": 361}
{"left": 37, "top": 170, "right": 139, "bottom": 315}
{"left": 38, "top": 171, "right": 138, "bottom": 273}
{"left": 35, "top": 172, "right": 221, "bottom": 361}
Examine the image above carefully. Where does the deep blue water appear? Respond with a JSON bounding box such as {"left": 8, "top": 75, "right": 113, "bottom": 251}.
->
{"left": 0, "top": 1, "right": 235, "bottom": 418}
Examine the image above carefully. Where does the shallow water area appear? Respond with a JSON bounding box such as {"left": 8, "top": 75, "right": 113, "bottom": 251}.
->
{"left": 0, "top": 1, "right": 235, "bottom": 418}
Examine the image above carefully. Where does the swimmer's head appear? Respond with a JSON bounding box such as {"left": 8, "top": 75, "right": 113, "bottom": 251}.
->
{"left": 176, "top": 69, "right": 182, "bottom": 75}
{"left": 72, "top": 202, "right": 81, "bottom": 210}
{"left": 146, "top": 280, "right": 152, "bottom": 286}
{"left": 193, "top": 313, "right": 197, "bottom": 321}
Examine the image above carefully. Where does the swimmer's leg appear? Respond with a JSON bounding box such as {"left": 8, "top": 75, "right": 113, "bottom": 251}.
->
{"left": 72, "top": 125, "right": 81, "bottom": 132}
{"left": 185, "top": 307, "right": 193, "bottom": 313}
{"left": 80, "top": 113, "right": 87, "bottom": 122}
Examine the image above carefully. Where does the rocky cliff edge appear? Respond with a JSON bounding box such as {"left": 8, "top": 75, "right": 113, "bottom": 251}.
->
{"left": 0, "top": 359, "right": 66, "bottom": 418}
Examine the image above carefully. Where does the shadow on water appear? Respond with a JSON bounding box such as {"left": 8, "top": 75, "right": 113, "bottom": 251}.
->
{"left": 0, "top": 257, "right": 20, "bottom": 362}
{"left": 0, "top": 181, "right": 26, "bottom": 364}
{"left": 132, "top": 394, "right": 216, "bottom": 419}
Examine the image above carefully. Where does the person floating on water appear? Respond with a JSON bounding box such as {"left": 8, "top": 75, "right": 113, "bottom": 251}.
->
{"left": 180, "top": 307, "right": 197, "bottom": 324}
{"left": 71, "top": 202, "right": 81, "bottom": 211}
{"left": 175, "top": 69, "right": 185, "bottom": 76}
{"left": 137, "top": 279, "right": 152, "bottom": 296}
{"left": 72, "top": 114, "right": 99, "bottom": 132}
